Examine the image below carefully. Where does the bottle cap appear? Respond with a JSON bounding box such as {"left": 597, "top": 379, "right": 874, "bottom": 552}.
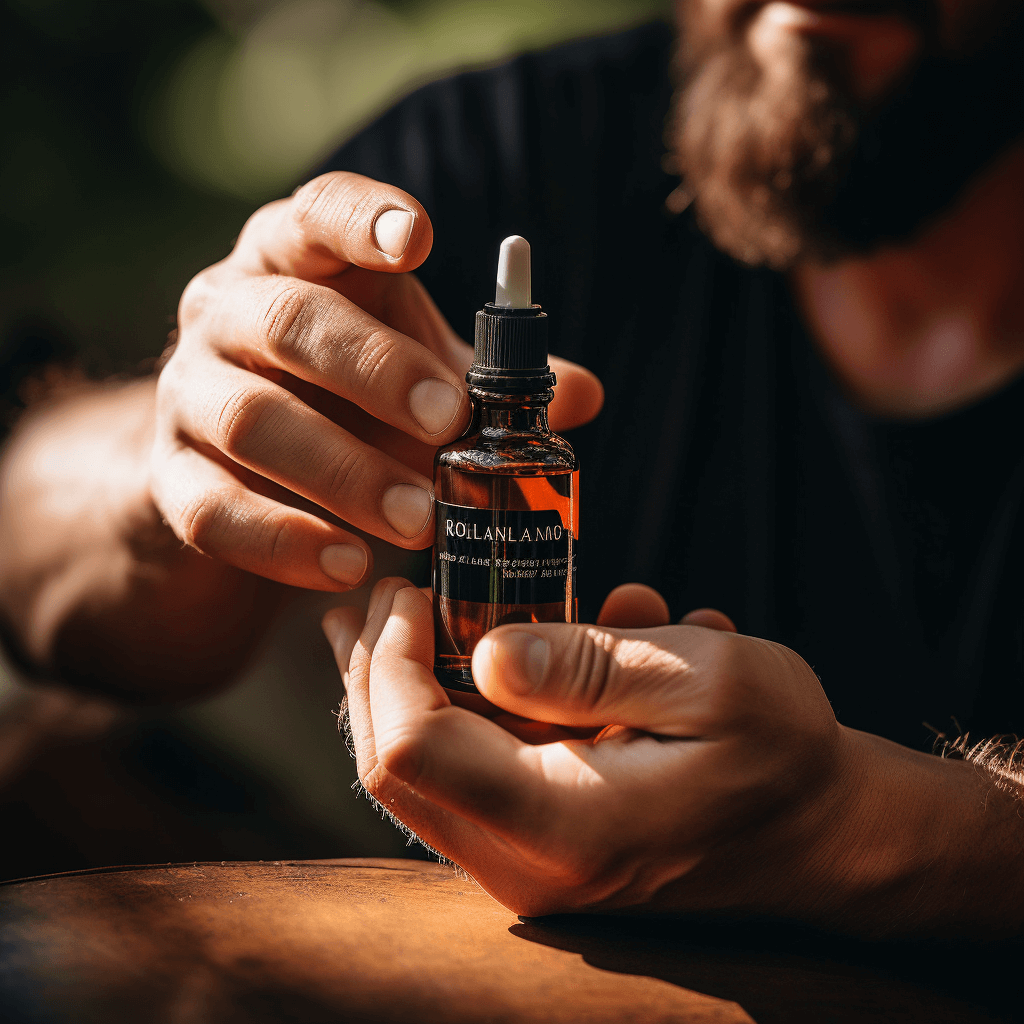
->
{"left": 468, "top": 235, "right": 555, "bottom": 393}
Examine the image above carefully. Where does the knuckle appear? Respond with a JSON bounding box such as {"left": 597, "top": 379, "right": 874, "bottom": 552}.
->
{"left": 373, "top": 722, "right": 426, "bottom": 788}
{"left": 360, "top": 761, "right": 408, "bottom": 808}
{"left": 325, "top": 445, "right": 367, "bottom": 501}
{"left": 360, "top": 762, "right": 387, "bottom": 799}
{"left": 257, "top": 283, "right": 306, "bottom": 358}
{"left": 233, "top": 198, "right": 290, "bottom": 256}
{"left": 564, "top": 627, "right": 619, "bottom": 708}
{"left": 177, "top": 271, "right": 214, "bottom": 329}
{"left": 214, "top": 385, "right": 271, "bottom": 458}
{"left": 153, "top": 351, "right": 185, "bottom": 406}
{"left": 703, "top": 635, "right": 753, "bottom": 723}
{"left": 263, "top": 511, "right": 292, "bottom": 566}
{"left": 716, "top": 636, "right": 749, "bottom": 692}
{"left": 179, "top": 489, "right": 231, "bottom": 553}
{"left": 291, "top": 173, "right": 340, "bottom": 227}
{"left": 292, "top": 171, "right": 390, "bottom": 246}
{"left": 181, "top": 489, "right": 289, "bottom": 569}
{"left": 773, "top": 639, "right": 812, "bottom": 679}
{"left": 351, "top": 327, "right": 398, "bottom": 389}
{"left": 242, "top": 199, "right": 284, "bottom": 237}
{"left": 292, "top": 172, "right": 368, "bottom": 240}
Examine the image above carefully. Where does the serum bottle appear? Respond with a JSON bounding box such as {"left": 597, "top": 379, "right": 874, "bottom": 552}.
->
{"left": 433, "top": 235, "right": 579, "bottom": 693}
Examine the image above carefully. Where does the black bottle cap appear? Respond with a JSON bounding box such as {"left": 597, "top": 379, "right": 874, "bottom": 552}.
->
{"left": 467, "top": 236, "right": 556, "bottom": 393}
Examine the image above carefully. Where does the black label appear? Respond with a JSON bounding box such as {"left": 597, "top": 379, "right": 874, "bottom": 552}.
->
{"left": 434, "top": 501, "right": 575, "bottom": 605}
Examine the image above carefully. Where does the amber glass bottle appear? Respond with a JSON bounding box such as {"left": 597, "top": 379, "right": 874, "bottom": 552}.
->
{"left": 432, "top": 236, "right": 579, "bottom": 693}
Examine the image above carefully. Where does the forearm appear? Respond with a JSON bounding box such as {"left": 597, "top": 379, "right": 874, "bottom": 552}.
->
{"left": 0, "top": 378, "right": 280, "bottom": 701}
{"left": 806, "top": 727, "right": 1024, "bottom": 939}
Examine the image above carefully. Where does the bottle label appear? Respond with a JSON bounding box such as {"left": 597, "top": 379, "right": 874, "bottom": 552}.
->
{"left": 434, "top": 501, "right": 575, "bottom": 605}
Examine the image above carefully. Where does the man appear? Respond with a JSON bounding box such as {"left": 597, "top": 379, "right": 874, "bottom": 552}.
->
{"left": 2, "top": 0, "right": 1024, "bottom": 934}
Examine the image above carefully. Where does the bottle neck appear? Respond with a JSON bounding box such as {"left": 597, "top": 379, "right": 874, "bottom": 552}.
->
{"left": 468, "top": 387, "right": 552, "bottom": 433}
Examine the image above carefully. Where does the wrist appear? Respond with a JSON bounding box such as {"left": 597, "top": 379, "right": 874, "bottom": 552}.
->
{"left": 0, "top": 377, "right": 274, "bottom": 698}
{"left": 795, "top": 726, "right": 1024, "bottom": 938}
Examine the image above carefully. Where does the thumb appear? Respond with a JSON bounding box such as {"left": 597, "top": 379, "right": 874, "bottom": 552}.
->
{"left": 471, "top": 620, "right": 732, "bottom": 733}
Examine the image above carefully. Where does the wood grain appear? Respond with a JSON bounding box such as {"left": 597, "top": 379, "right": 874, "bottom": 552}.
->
{"left": 0, "top": 859, "right": 1015, "bottom": 1023}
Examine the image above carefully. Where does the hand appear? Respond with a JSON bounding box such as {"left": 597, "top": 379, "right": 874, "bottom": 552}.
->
{"left": 325, "top": 580, "right": 1024, "bottom": 938}
{"left": 322, "top": 579, "right": 861, "bottom": 922}
{"left": 152, "top": 173, "right": 603, "bottom": 591}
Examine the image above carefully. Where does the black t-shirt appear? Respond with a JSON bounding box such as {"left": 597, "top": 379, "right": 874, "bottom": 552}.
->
{"left": 319, "top": 21, "right": 1024, "bottom": 750}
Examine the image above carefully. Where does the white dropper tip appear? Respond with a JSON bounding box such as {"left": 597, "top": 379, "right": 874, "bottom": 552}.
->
{"left": 494, "top": 235, "right": 531, "bottom": 308}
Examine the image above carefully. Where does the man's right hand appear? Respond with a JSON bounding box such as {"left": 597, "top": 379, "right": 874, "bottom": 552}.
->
{"left": 151, "top": 172, "right": 603, "bottom": 592}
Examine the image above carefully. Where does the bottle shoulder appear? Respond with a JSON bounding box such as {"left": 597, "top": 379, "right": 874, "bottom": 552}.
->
{"left": 436, "top": 429, "right": 577, "bottom": 474}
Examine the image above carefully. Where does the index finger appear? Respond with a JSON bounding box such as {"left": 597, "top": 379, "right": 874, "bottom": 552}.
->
{"left": 238, "top": 172, "right": 433, "bottom": 281}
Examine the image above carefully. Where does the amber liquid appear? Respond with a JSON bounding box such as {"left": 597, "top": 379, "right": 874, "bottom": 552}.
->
{"left": 433, "top": 465, "right": 579, "bottom": 690}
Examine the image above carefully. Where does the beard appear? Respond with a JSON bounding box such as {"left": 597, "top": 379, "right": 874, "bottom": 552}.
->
{"left": 670, "top": 3, "right": 1024, "bottom": 269}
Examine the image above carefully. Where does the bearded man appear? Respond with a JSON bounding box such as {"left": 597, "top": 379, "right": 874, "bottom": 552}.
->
{"left": 2, "top": 1, "right": 1024, "bottom": 934}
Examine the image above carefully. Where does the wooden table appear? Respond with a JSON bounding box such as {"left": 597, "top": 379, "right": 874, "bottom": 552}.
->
{"left": 0, "top": 859, "right": 1016, "bottom": 1023}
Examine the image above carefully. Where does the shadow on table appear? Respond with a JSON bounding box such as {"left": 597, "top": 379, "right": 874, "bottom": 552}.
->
{"left": 510, "top": 914, "right": 1021, "bottom": 1024}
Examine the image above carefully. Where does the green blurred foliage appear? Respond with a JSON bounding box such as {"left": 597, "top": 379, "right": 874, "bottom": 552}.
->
{"left": 2, "top": 0, "right": 668, "bottom": 374}
{"left": 153, "top": 0, "right": 672, "bottom": 202}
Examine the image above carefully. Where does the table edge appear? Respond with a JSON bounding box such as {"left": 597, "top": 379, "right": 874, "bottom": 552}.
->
{"left": 0, "top": 857, "right": 440, "bottom": 888}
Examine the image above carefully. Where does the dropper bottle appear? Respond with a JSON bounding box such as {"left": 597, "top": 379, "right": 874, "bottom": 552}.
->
{"left": 432, "top": 235, "right": 579, "bottom": 693}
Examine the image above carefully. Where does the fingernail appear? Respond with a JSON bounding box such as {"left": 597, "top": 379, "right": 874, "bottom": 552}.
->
{"left": 319, "top": 544, "right": 367, "bottom": 585}
{"left": 373, "top": 209, "right": 414, "bottom": 258}
{"left": 382, "top": 483, "right": 433, "bottom": 538}
{"left": 499, "top": 632, "right": 550, "bottom": 695}
{"left": 409, "top": 377, "right": 462, "bottom": 435}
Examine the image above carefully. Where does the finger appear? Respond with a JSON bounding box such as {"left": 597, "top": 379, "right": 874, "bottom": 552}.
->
{"left": 548, "top": 356, "right": 604, "bottom": 432}
{"left": 322, "top": 603, "right": 366, "bottom": 760}
{"left": 367, "top": 587, "right": 570, "bottom": 840}
{"left": 681, "top": 608, "right": 738, "bottom": 632}
{"left": 168, "top": 358, "right": 435, "bottom": 547}
{"left": 337, "top": 268, "right": 473, "bottom": 373}
{"left": 406, "top": 585, "right": 561, "bottom": 731}
{"left": 152, "top": 442, "right": 372, "bottom": 590}
{"left": 332, "top": 272, "right": 599, "bottom": 432}
{"left": 202, "top": 273, "right": 470, "bottom": 443}
{"left": 472, "top": 619, "right": 754, "bottom": 734}
{"left": 237, "top": 173, "right": 433, "bottom": 281}
{"left": 335, "top": 270, "right": 602, "bottom": 432}
{"left": 345, "top": 578, "right": 432, "bottom": 781}
{"left": 597, "top": 583, "right": 671, "bottom": 628}
{"left": 322, "top": 605, "right": 365, "bottom": 690}
{"left": 343, "top": 581, "right": 505, "bottom": 861}
{"left": 310, "top": 270, "right": 598, "bottom": 434}
{"left": 354, "top": 586, "right": 637, "bottom": 900}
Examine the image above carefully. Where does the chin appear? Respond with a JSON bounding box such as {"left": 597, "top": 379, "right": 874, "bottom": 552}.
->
{"left": 670, "top": 1, "right": 1024, "bottom": 268}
